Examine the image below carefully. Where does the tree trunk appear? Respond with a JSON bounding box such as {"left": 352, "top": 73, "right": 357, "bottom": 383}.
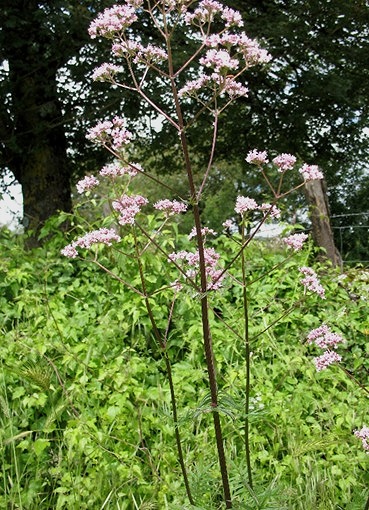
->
{"left": 4, "top": 0, "right": 73, "bottom": 248}
{"left": 305, "top": 179, "right": 342, "bottom": 267}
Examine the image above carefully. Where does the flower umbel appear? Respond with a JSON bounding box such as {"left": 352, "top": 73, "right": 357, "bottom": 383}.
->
{"left": 76, "top": 175, "right": 100, "bottom": 194}
{"left": 245, "top": 149, "right": 269, "bottom": 166}
{"left": 313, "top": 350, "right": 342, "bottom": 372}
{"left": 354, "top": 427, "right": 369, "bottom": 453}
{"left": 299, "top": 266, "right": 325, "bottom": 298}
{"left": 61, "top": 228, "right": 121, "bottom": 258}
{"left": 283, "top": 233, "right": 308, "bottom": 251}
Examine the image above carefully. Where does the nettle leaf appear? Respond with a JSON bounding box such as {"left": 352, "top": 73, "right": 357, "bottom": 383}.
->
{"left": 33, "top": 438, "right": 50, "bottom": 457}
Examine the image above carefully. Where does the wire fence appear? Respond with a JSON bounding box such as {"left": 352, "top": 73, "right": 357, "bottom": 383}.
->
{"left": 331, "top": 212, "right": 369, "bottom": 265}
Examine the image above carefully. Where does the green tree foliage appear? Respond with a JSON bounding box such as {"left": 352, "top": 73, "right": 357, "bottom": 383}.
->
{"left": 140, "top": 0, "right": 369, "bottom": 259}
{"left": 1, "top": 0, "right": 369, "bottom": 258}
{"left": 0, "top": 0, "right": 129, "bottom": 245}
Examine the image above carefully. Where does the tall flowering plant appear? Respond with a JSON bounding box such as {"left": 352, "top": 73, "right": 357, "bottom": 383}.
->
{"left": 61, "top": 1, "right": 366, "bottom": 506}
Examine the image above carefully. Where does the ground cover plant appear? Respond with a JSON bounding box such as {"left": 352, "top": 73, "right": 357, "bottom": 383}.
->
{"left": 1, "top": 0, "right": 369, "bottom": 508}
{"left": 1, "top": 226, "right": 369, "bottom": 509}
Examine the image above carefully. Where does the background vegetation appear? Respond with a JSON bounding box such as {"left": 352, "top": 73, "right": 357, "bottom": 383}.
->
{"left": 1, "top": 221, "right": 368, "bottom": 509}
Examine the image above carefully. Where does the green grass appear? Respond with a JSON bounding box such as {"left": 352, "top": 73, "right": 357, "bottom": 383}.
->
{"left": 0, "top": 224, "right": 368, "bottom": 509}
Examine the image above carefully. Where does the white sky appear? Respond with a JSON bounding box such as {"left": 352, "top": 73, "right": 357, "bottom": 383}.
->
{"left": 0, "top": 176, "right": 23, "bottom": 231}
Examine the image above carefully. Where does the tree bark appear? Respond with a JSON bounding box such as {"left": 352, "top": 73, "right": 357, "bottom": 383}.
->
{"left": 2, "top": 0, "right": 73, "bottom": 247}
{"left": 305, "top": 179, "right": 342, "bottom": 267}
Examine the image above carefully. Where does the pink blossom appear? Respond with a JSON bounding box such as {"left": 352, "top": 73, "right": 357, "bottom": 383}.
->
{"left": 245, "top": 149, "right": 269, "bottom": 165}
{"left": 222, "top": 78, "right": 249, "bottom": 98}
{"left": 89, "top": 5, "right": 138, "bottom": 39}
{"left": 272, "top": 153, "right": 297, "bottom": 172}
{"left": 307, "top": 324, "right": 344, "bottom": 349}
{"left": 299, "top": 164, "right": 324, "bottom": 181}
{"left": 92, "top": 63, "right": 121, "bottom": 82}
{"left": 199, "top": 49, "right": 239, "bottom": 73}
{"left": 299, "top": 266, "right": 325, "bottom": 298}
{"left": 237, "top": 34, "right": 272, "bottom": 65}
{"left": 235, "top": 196, "right": 259, "bottom": 215}
{"left": 61, "top": 228, "right": 121, "bottom": 258}
{"left": 133, "top": 44, "right": 168, "bottom": 64}
{"left": 283, "top": 232, "right": 308, "bottom": 251}
{"left": 99, "top": 162, "right": 142, "bottom": 178}
{"left": 259, "top": 203, "right": 281, "bottom": 219}
{"left": 185, "top": 1, "right": 243, "bottom": 28}
{"left": 222, "top": 219, "right": 233, "bottom": 230}
{"left": 179, "top": 74, "right": 248, "bottom": 99}
{"left": 221, "top": 6, "right": 244, "bottom": 28}
{"left": 126, "top": 0, "right": 143, "bottom": 6}
{"left": 354, "top": 427, "right": 369, "bottom": 453}
{"left": 168, "top": 246, "right": 224, "bottom": 290}
{"left": 204, "top": 33, "right": 271, "bottom": 67}
{"left": 184, "top": 1, "right": 223, "bottom": 24}
{"left": 112, "top": 194, "right": 148, "bottom": 225}
{"left": 76, "top": 175, "right": 100, "bottom": 194}
{"left": 178, "top": 76, "right": 211, "bottom": 98}
{"left": 86, "top": 117, "right": 132, "bottom": 150}
{"left": 154, "top": 199, "right": 187, "bottom": 216}
{"left": 112, "top": 40, "right": 142, "bottom": 58}
{"left": 188, "top": 226, "right": 217, "bottom": 240}
{"left": 61, "top": 244, "right": 79, "bottom": 259}
{"left": 313, "top": 350, "right": 342, "bottom": 371}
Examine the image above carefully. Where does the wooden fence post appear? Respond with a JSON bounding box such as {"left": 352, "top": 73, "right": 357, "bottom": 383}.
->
{"left": 304, "top": 179, "right": 342, "bottom": 268}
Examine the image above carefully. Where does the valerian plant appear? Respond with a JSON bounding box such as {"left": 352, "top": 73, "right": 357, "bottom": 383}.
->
{"left": 61, "top": 1, "right": 367, "bottom": 507}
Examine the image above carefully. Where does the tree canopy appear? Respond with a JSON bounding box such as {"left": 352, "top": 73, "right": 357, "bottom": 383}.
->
{"left": 1, "top": 0, "right": 368, "bottom": 257}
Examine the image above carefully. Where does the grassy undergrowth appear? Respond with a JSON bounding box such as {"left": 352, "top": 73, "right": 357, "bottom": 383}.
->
{"left": 1, "top": 225, "right": 368, "bottom": 509}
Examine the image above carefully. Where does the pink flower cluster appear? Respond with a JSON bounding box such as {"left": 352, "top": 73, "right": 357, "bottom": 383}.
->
{"left": 199, "top": 49, "right": 239, "bottom": 74}
{"left": 169, "top": 246, "right": 224, "bottom": 290}
{"left": 272, "top": 153, "right": 297, "bottom": 172}
{"left": 112, "top": 41, "right": 167, "bottom": 64}
{"left": 61, "top": 228, "right": 121, "bottom": 258}
{"left": 234, "top": 197, "right": 281, "bottom": 219}
{"left": 245, "top": 149, "right": 269, "bottom": 166}
{"left": 235, "top": 196, "right": 258, "bottom": 215}
{"left": 89, "top": 5, "right": 139, "bottom": 39}
{"left": 185, "top": 1, "right": 243, "bottom": 28}
{"left": 307, "top": 324, "right": 344, "bottom": 349}
{"left": 299, "top": 164, "right": 324, "bottom": 181}
{"left": 99, "top": 162, "right": 142, "bottom": 178}
{"left": 188, "top": 226, "right": 217, "bottom": 240}
{"left": 178, "top": 74, "right": 248, "bottom": 99}
{"left": 246, "top": 149, "right": 324, "bottom": 182}
{"left": 307, "top": 324, "right": 344, "bottom": 372}
{"left": 76, "top": 175, "right": 100, "bottom": 194}
{"left": 204, "top": 32, "right": 271, "bottom": 66}
{"left": 313, "top": 351, "right": 342, "bottom": 372}
{"left": 153, "top": 199, "right": 187, "bottom": 216}
{"left": 259, "top": 203, "right": 281, "bottom": 219}
{"left": 112, "top": 194, "right": 148, "bottom": 225}
{"left": 92, "top": 63, "right": 121, "bottom": 82}
{"left": 222, "top": 78, "right": 249, "bottom": 98}
{"left": 222, "top": 219, "right": 233, "bottom": 230}
{"left": 299, "top": 266, "right": 325, "bottom": 298}
{"left": 283, "top": 232, "right": 308, "bottom": 251}
{"left": 86, "top": 117, "right": 132, "bottom": 150}
{"left": 354, "top": 427, "right": 369, "bottom": 453}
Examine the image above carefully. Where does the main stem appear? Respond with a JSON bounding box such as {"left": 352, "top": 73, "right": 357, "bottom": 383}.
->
{"left": 133, "top": 230, "right": 194, "bottom": 505}
{"left": 166, "top": 41, "right": 232, "bottom": 509}
{"left": 241, "top": 223, "right": 253, "bottom": 488}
